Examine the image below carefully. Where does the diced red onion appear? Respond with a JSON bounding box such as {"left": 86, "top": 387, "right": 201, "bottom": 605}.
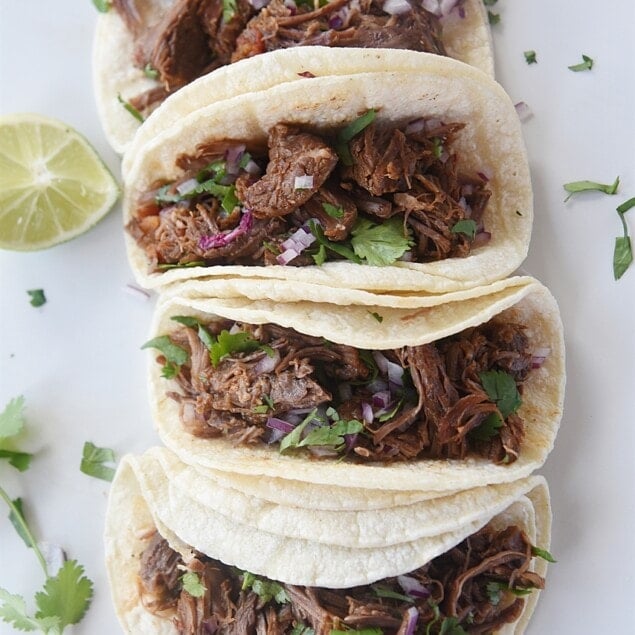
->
{"left": 328, "top": 14, "right": 344, "bottom": 28}
{"left": 203, "top": 616, "right": 220, "bottom": 634}
{"left": 123, "top": 283, "right": 151, "bottom": 300}
{"left": 254, "top": 349, "right": 280, "bottom": 375}
{"left": 424, "top": 117, "right": 443, "bottom": 132}
{"left": 372, "top": 351, "right": 404, "bottom": 386}
{"left": 403, "top": 606, "right": 419, "bottom": 635}
{"left": 283, "top": 0, "right": 297, "bottom": 12}
{"left": 198, "top": 210, "right": 252, "bottom": 250}
{"left": 266, "top": 428, "right": 286, "bottom": 444}
{"left": 243, "top": 159, "right": 261, "bottom": 175}
{"left": 422, "top": 0, "right": 441, "bottom": 15}
{"left": 478, "top": 167, "right": 494, "bottom": 182}
{"left": 372, "top": 390, "right": 391, "bottom": 409}
{"left": 440, "top": 0, "right": 460, "bottom": 16}
{"left": 266, "top": 417, "right": 296, "bottom": 433}
{"left": 276, "top": 247, "right": 300, "bottom": 265}
{"left": 361, "top": 402, "right": 374, "bottom": 425}
{"left": 405, "top": 118, "right": 426, "bottom": 134}
{"left": 344, "top": 433, "right": 358, "bottom": 452}
{"left": 461, "top": 184, "right": 474, "bottom": 197}
{"left": 531, "top": 347, "right": 551, "bottom": 368}
{"left": 399, "top": 250, "right": 414, "bottom": 262}
{"left": 422, "top": 0, "right": 460, "bottom": 17}
{"left": 176, "top": 177, "right": 199, "bottom": 195}
{"left": 248, "top": 0, "right": 270, "bottom": 8}
{"left": 281, "top": 227, "right": 316, "bottom": 252}
{"left": 225, "top": 144, "right": 246, "bottom": 175}
{"left": 383, "top": 0, "right": 411, "bottom": 15}
{"left": 439, "top": 148, "right": 450, "bottom": 163}
{"left": 398, "top": 575, "right": 431, "bottom": 599}
{"left": 294, "top": 175, "right": 314, "bottom": 189}
{"left": 472, "top": 231, "right": 492, "bottom": 248}
{"left": 515, "top": 101, "right": 533, "bottom": 123}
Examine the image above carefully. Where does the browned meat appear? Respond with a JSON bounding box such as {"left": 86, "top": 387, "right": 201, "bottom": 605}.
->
{"left": 242, "top": 125, "right": 339, "bottom": 219}
{"left": 199, "top": 0, "right": 256, "bottom": 64}
{"left": 140, "top": 522, "right": 545, "bottom": 635}
{"left": 298, "top": 184, "right": 358, "bottom": 241}
{"left": 138, "top": 532, "right": 183, "bottom": 613}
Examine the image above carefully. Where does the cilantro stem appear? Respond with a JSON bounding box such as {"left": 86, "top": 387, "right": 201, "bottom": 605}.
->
{"left": 0, "top": 484, "right": 49, "bottom": 576}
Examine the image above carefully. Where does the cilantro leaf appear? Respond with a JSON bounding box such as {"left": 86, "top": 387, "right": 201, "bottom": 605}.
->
{"left": 308, "top": 220, "right": 361, "bottom": 264}
{"left": 171, "top": 315, "right": 202, "bottom": 328}
{"left": 486, "top": 581, "right": 503, "bottom": 605}
{"left": 487, "top": 11, "right": 500, "bottom": 25}
{"left": 350, "top": 217, "right": 413, "bottom": 266}
{"left": 182, "top": 572, "right": 207, "bottom": 598}
{"left": 482, "top": 0, "right": 498, "bottom": 5}
{"left": 532, "top": 545, "right": 557, "bottom": 562}
{"left": 117, "top": 93, "right": 144, "bottom": 123}
{"left": 279, "top": 410, "right": 319, "bottom": 453}
{"left": 141, "top": 335, "right": 189, "bottom": 377}
{"left": 524, "top": 50, "right": 537, "bottom": 64}
{"left": 34, "top": 560, "right": 93, "bottom": 629}
{"left": 322, "top": 202, "right": 344, "bottom": 219}
{"left": 298, "top": 419, "right": 363, "bottom": 449}
{"left": 0, "top": 588, "right": 60, "bottom": 633}
{"left": 432, "top": 137, "right": 443, "bottom": 159}
{"left": 27, "top": 289, "right": 46, "bottom": 308}
{"left": 563, "top": 176, "right": 619, "bottom": 201}
{"left": 80, "top": 442, "right": 116, "bottom": 482}
{"left": 0, "top": 450, "right": 33, "bottom": 472}
{"left": 372, "top": 584, "right": 414, "bottom": 603}
{"left": 451, "top": 219, "right": 477, "bottom": 240}
{"left": 0, "top": 395, "right": 26, "bottom": 440}
{"left": 614, "top": 198, "right": 635, "bottom": 280}
{"left": 336, "top": 110, "right": 376, "bottom": 166}
{"left": 479, "top": 370, "right": 522, "bottom": 419}
{"left": 210, "top": 330, "right": 261, "bottom": 367}
{"left": 222, "top": 0, "right": 237, "bottom": 22}
{"left": 241, "top": 572, "right": 289, "bottom": 605}
{"left": 8, "top": 497, "right": 32, "bottom": 548}
{"left": 470, "top": 413, "right": 503, "bottom": 441}
{"left": 568, "top": 54, "right": 594, "bottom": 72}
{"left": 143, "top": 63, "right": 159, "bottom": 79}
{"left": 368, "top": 311, "right": 383, "bottom": 323}
{"left": 291, "top": 626, "right": 315, "bottom": 635}
{"left": 92, "top": 0, "right": 111, "bottom": 12}
{"left": 439, "top": 617, "right": 468, "bottom": 635}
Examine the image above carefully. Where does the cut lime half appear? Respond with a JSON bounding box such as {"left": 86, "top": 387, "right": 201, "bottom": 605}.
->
{"left": 0, "top": 113, "right": 119, "bottom": 251}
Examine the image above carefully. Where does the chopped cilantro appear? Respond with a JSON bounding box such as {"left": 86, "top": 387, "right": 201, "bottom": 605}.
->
{"left": 27, "top": 289, "right": 46, "bottom": 307}
{"left": 563, "top": 176, "right": 619, "bottom": 201}
{"left": 298, "top": 419, "right": 363, "bottom": 449}
{"left": 143, "top": 63, "right": 159, "bottom": 79}
{"left": 222, "top": 0, "right": 237, "bottom": 22}
{"left": 439, "top": 617, "right": 468, "bottom": 635}
{"left": 432, "top": 136, "right": 443, "bottom": 158}
{"left": 181, "top": 572, "right": 207, "bottom": 598}
{"left": 308, "top": 220, "right": 361, "bottom": 264}
{"left": 479, "top": 370, "right": 522, "bottom": 418}
{"left": 486, "top": 581, "right": 503, "bottom": 605}
{"left": 141, "top": 335, "right": 189, "bottom": 378}
{"left": 378, "top": 398, "right": 404, "bottom": 423}
{"left": 210, "top": 330, "right": 261, "bottom": 367}
{"left": 92, "top": 0, "right": 111, "bottom": 12}
{"left": 0, "top": 396, "right": 33, "bottom": 472}
{"left": 368, "top": 311, "right": 383, "bottom": 323}
{"left": 80, "top": 442, "right": 116, "bottom": 482}
{"left": 241, "top": 572, "right": 289, "bottom": 604}
{"left": 291, "top": 626, "right": 315, "bottom": 635}
{"left": 371, "top": 584, "right": 414, "bottom": 603}
{"left": 524, "top": 50, "right": 537, "bottom": 64}
{"left": 451, "top": 219, "right": 478, "bottom": 240}
{"left": 336, "top": 110, "right": 376, "bottom": 166}
{"left": 117, "top": 93, "right": 144, "bottom": 123}
{"left": 279, "top": 410, "right": 320, "bottom": 453}
{"left": 470, "top": 413, "right": 504, "bottom": 441}
{"left": 322, "top": 202, "right": 344, "bottom": 219}
{"left": 253, "top": 395, "right": 275, "bottom": 414}
{"left": 350, "top": 217, "right": 413, "bottom": 266}
{"left": 532, "top": 545, "right": 557, "bottom": 562}
{"left": 614, "top": 197, "right": 635, "bottom": 280}
{"left": 482, "top": 0, "right": 498, "bottom": 5}
{"left": 0, "top": 450, "right": 32, "bottom": 472}
{"left": 487, "top": 11, "right": 500, "bottom": 25}
{"left": 568, "top": 54, "right": 594, "bottom": 72}
{"left": 156, "top": 261, "right": 205, "bottom": 270}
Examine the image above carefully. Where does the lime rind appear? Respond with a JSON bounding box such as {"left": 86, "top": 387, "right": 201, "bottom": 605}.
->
{"left": 0, "top": 113, "right": 120, "bottom": 251}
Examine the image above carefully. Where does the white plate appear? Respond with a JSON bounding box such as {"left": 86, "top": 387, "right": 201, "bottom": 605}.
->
{"left": 1, "top": 1, "right": 634, "bottom": 632}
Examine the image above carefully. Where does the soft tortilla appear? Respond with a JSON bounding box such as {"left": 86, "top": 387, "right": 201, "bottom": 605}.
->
{"left": 123, "top": 55, "right": 531, "bottom": 293}
{"left": 105, "top": 452, "right": 550, "bottom": 633}
{"left": 149, "top": 277, "right": 565, "bottom": 491}
{"left": 93, "top": 1, "right": 494, "bottom": 154}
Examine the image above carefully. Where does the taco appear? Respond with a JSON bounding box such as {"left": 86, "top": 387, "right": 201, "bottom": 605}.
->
{"left": 123, "top": 56, "right": 531, "bottom": 293}
{"left": 105, "top": 451, "right": 552, "bottom": 633}
{"left": 144, "top": 276, "right": 564, "bottom": 492}
{"left": 94, "top": 0, "right": 494, "bottom": 153}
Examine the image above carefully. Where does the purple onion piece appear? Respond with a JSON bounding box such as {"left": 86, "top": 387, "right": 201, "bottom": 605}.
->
{"left": 383, "top": 0, "right": 412, "bottom": 15}
{"left": 472, "top": 231, "right": 492, "bottom": 249}
{"left": 276, "top": 248, "right": 300, "bottom": 265}
{"left": 440, "top": 0, "right": 459, "bottom": 17}
{"left": 398, "top": 575, "right": 431, "bottom": 599}
{"left": 361, "top": 402, "right": 374, "bottom": 425}
{"left": 372, "top": 390, "right": 391, "bottom": 409}
{"left": 198, "top": 210, "right": 253, "bottom": 251}
{"left": 405, "top": 118, "right": 426, "bottom": 135}
{"left": 328, "top": 15, "right": 343, "bottom": 28}
{"left": 403, "top": 606, "right": 419, "bottom": 635}
{"left": 373, "top": 351, "right": 404, "bottom": 386}
{"left": 254, "top": 349, "right": 280, "bottom": 375}
{"left": 225, "top": 144, "right": 246, "bottom": 174}
{"left": 266, "top": 417, "right": 296, "bottom": 433}
{"left": 344, "top": 433, "right": 358, "bottom": 452}
{"left": 515, "top": 101, "right": 533, "bottom": 123}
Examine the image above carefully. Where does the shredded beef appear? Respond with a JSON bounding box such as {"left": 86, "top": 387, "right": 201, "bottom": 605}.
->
{"left": 139, "top": 523, "right": 544, "bottom": 634}
{"left": 158, "top": 317, "right": 534, "bottom": 464}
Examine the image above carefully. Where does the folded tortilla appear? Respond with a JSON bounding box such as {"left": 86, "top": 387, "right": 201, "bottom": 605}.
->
{"left": 94, "top": 0, "right": 494, "bottom": 154}
{"left": 105, "top": 450, "right": 551, "bottom": 633}
{"left": 124, "top": 54, "right": 531, "bottom": 293}
{"left": 148, "top": 276, "right": 564, "bottom": 492}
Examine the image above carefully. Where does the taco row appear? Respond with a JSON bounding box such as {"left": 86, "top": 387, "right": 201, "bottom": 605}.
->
{"left": 95, "top": 10, "right": 565, "bottom": 633}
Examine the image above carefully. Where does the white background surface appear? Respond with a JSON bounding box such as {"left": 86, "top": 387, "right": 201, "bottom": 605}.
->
{"left": 0, "top": 1, "right": 634, "bottom": 632}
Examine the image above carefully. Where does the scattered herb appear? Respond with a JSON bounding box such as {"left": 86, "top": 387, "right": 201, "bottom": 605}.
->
{"left": 336, "top": 110, "right": 376, "bottom": 166}
{"left": 80, "top": 442, "right": 116, "bottom": 482}
{"left": 181, "top": 572, "right": 207, "bottom": 598}
{"left": 156, "top": 261, "right": 205, "bottom": 270}
{"left": 210, "top": 330, "right": 262, "bottom": 367}
{"left": 27, "top": 289, "right": 46, "bottom": 307}
{"left": 568, "top": 54, "right": 594, "bottom": 72}
{"left": 241, "top": 572, "right": 289, "bottom": 604}
{"left": 92, "top": 0, "right": 111, "bottom": 12}
{"left": 487, "top": 11, "right": 500, "bottom": 25}
{"left": 482, "top": 0, "right": 498, "bottom": 5}
{"left": 330, "top": 630, "right": 383, "bottom": 635}
{"left": 486, "top": 581, "right": 503, "bottom": 605}
{"left": 614, "top": 198, "right": 635, "bottom": 280}
{"left": 8, "top": 497, "right": 30, "bottom": 547}
{"left": 532, "top": 546, "right": 557, "bottom": 562}
{"left": 141, "top": 335, "right": 189, "bottom": 378}
{"left": 308, "top": 220, "right": 361, "bottom": 264}
{"left": 471, "top": 370, "right": 521, "bottom": 440}
{"left": 143, "top": 64, "right": 159, "bottom": 80}
{"left": 372, "top": 585, "right": 414, "bottom": 603}
{"left": 291, "top": 626, "right": 315, "bottom": 635}
{"left": 524, "top": 50, "right": 537, "bottom": 64}
{"left": 298, "top": 419, "right": 363, "bottom": 449}
{"left": 368, "top": 311, "right": 384, "bottom": 323}
{"left": 117, "top": 93, "right": 144, "bottom": 123}
{"left": 322, "top": 202, "right": 345, "bottom": 219}
{"left": 278, "top": 410, "right": 318, "bottom": 453}
{"left": 350, "top": 217, "right": 414, "bottom": 266}
{"left": 222, "top": 0, "right": 237, "bottom": 22}
{"left": 439, "top": 618, "right": 468, "bottom": 635}
{"left": 451, "top": 219, "right": 477, "bottom": 240}
{"left": 0, "top": 396, "right": 33, "bottom": 472}
{"left": 563, "top": 176, "right": 619, "bottom": 201}
{"left": 253, "top": 395, "right": 275, "bottom": 414}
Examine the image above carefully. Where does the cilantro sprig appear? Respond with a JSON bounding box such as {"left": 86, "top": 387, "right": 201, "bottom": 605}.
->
{"left": 451, "top": 219, "right": 477, "bottom": 240}
{"left": 350, "top": 218, "right": 414, "bottom": 266}
{"left": 117, "top": 93, "right": 144, "bottom": 123}
{"left": 241, "top": 572, "right": 289, "bottom": 605}
{"left": 27, "top": 289, "right": 46, "bottom": 308}
{"left": 181, "top": 572, "right": 207, "bottom": 598}
{"left": 563, "top": 176, "right": 619, "bottom": 201}
{"left": 80, "top": 442, "right": 116, "bottom": 482}
{"left": 0, "top": 396, "right": 33, "bottom": 472}
{"left": 471, "top": 370, "right": 521, "bottom": 441}
{"left": 614, "top": 197, "right": 635, "bottom": 280}
{"left": 141, "top": 335, "right": 190, "bottom": 379}
{"left": 568, "top": 54, "right": 594, "bottom": 72}
{"left": 524, "top": 50, "right": 537, "bottom": 65}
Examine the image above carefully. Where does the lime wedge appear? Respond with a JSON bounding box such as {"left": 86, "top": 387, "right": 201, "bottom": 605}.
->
{"left": 0, "top": 113, "right": 119, "bottom": 251}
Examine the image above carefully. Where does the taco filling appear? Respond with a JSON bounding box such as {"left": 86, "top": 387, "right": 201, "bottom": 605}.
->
{"left": 127, "top": 114, "right": 491, "bottom": 272}
{"left": 145, "top": 313, "right": 546, "bottom": 464}
{"left": 138, "top": 523, "right": 546, "bottom": 634}
{"left": 112, "top": 0, "right": 459, "bottom": 115}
